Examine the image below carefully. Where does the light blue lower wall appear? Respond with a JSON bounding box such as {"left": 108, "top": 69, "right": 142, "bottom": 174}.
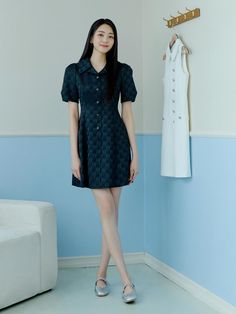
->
{"left": 0, "top": 136, "right": 144, "bottom": 257}
{"left": 144, "top": 134, "right": 236, "bottom": 307}
{"left": 0, "top": 134, "right": 235, "bottom": 306}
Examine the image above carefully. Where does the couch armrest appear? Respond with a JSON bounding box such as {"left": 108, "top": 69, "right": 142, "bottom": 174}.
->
{"left": 0, "top": 199, "right": 58, "bottom": 291}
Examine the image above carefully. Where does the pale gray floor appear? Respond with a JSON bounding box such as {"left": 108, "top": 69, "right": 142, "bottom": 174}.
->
{"left": 1, "top": 263, "right": 219, "bottom": 314}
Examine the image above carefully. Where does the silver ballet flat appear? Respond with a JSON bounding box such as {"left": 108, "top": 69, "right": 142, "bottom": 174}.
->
{"left": 94, "top": 277, "right": 110, "bottom": 297}
{"left": 122, "top": 282, "right": 137, "bottom": 303}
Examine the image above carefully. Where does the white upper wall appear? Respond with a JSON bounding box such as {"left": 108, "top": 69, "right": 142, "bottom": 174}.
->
{"left": 0, "top": 0, "right": 142, "bottom": 135}
{"left": 1, "top": 0, "right": 236, "bottom": 137}
{"left": 143, "top": 0, "right": 236, "bottom": 136}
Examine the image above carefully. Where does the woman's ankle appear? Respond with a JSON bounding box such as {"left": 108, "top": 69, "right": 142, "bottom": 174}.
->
{"left": 97, "top": 271, "right": 107, "bottom": 278}
{"left": 122, "top": 277, "right": 133, "bottom": 286}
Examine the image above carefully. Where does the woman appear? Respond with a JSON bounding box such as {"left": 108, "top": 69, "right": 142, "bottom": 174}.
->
{"left": 61, "top": 18, "right": 139, "bottom": 303}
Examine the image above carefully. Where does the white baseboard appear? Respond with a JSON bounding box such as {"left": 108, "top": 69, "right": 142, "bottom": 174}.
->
{"left": 58, "top": 252, "right": 236, "bottom": 314}
{"left": 144, "top": 253, "right": 236, "bottom": 314}
{"left": 58, "top": 252, "right": 145, "bottom": 268}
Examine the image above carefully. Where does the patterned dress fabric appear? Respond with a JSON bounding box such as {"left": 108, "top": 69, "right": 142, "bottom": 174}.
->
{"left": 61, "top": 57, "right": 137, "bottom": 188}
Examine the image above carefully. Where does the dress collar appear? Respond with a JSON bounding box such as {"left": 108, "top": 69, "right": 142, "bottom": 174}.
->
{"left": 165, "top": 38, "right": 183, "bottom": 62}
{"left": 77, "top": 57, "right": 107, "bottom": 74}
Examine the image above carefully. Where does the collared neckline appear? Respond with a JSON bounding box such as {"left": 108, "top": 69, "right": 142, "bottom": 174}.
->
{"left": 77, "top": 57, "right": 107, "bottom": 74}
{"left": 165, "top": 38, "right": 183, "bottom": 62}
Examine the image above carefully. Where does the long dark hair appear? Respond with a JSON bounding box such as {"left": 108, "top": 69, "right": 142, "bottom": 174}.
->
{"left": 79, "top": 18, "right": 120, "bottom": 102}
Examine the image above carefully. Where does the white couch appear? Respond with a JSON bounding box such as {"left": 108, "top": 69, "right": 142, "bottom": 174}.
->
{"left": 0, "top": 199, "right": 58, "bottom": 310}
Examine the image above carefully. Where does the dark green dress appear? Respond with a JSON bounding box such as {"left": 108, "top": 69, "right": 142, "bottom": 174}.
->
{"left": 61, "top": 57, "right": 137, "bottom": 188}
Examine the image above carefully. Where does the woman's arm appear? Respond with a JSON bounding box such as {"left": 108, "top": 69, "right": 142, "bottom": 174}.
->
{"left": 121, "top": 101, "right": 138, "bottom": 158}
{"left": 68, "top": 101, "right": 81, "bottom": 180}
{"left": 121, "top": 101, "right": 139, "bottom": 183}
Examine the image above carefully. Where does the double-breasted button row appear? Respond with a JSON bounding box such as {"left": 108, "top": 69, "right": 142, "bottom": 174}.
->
{"left": 172, "top": 116, "right": 182, "bottom": 123}
{"left": 171, "top": 66, "right": 176, "bottom": 122}
{"left": 162, "top": 116, "right": 182, "bottom": 121}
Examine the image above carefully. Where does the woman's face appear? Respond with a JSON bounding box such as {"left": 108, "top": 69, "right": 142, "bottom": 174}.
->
{"left": 90, "top": 23, "right": 115, "bottom": 54}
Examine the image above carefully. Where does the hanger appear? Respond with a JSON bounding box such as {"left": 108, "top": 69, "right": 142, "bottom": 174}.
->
{"left": 169, "top": 33, "right": 178, "bottom": 49}
{"left": 163, "top": 33, "right": 190, "bottom": 60}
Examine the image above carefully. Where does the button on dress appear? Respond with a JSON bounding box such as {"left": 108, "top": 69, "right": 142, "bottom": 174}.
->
{"left": 61, "top": 57, "right": 137, "bottom": 188}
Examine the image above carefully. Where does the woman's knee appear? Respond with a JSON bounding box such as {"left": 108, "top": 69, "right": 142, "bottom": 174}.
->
{"left": 100, "top": 203, "right": 116, "bottom": 219}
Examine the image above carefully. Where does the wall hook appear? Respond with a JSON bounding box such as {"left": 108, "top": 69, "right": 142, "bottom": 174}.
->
{"left": 163, "top": 7, "right": 200, "bottom": 28}
{"left": 185, "top": 7, "right": 195, "bottom": 16}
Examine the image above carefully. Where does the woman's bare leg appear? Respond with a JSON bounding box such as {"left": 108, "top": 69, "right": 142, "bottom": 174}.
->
{"left": 96, "top": 187, "right": 121, "bottom": 287}
{"left": 91, "top": 187, "right": 133, "bottom": 292}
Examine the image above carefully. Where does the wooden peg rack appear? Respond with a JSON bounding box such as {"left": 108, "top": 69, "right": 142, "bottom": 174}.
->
{"left": 163, "top": 8, "right": 200, "bottom": 28}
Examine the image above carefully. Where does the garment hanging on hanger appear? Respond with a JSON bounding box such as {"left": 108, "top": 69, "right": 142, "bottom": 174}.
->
{"left": 160, "top": 36, "right": 191, "bottom": 178}
{"left": 163, "top": 33, "right": 190, "bottom": 60}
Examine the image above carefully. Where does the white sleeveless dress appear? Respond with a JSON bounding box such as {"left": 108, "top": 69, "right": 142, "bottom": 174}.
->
{"left": 160, "top": 38, "right": 191, "bottom": 177}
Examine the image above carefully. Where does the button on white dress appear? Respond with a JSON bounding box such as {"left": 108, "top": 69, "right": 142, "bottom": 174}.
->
{"left": 160, "top": 38, "right": 191, "bottom": 177}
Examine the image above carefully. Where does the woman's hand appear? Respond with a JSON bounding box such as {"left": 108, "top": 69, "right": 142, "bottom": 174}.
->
{"left": 71, "top": 156, "right": 81, "bottom": 180}
{"left": 129, "top": 155, "right": 139, "bottom": 184}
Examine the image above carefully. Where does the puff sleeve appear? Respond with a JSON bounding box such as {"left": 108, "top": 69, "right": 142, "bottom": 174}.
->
{"left": 120, "top": 64, "right": 137, "bottom": 103}
{"left": 61, "top": 63, "right": 79, "bottom": 103}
